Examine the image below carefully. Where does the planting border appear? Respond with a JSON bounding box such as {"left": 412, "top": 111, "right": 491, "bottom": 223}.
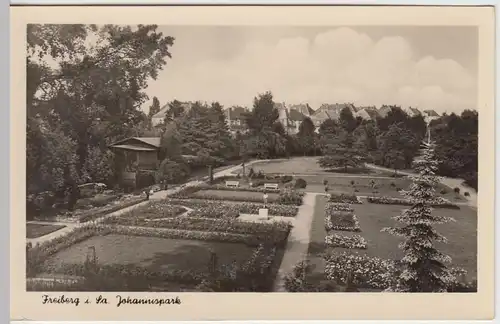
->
{"left": 366, "top": 196, "right": 460, "bottom": 209}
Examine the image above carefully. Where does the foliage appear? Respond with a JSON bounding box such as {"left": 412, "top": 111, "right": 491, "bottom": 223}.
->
{"left": 27, "top": 24, "right": 174, "bottom": 210}
{"left": 319, "top": 129, "right": 368, "bottom": 172}
{"left": 148, "top": 96, "right": 161, "bottom": 119}
{"left": 156, "top": 158, "right": 190, "bottom": 184}
{"left": 376, "top": 123, "right": 418, "bottom": 170}
{"left": 284, "top": 260, "right": 340, "bottom": 292}
{"left": 277, "top": 189, "right": 304, "bottom": 205}
{"left": 381, "top": 141, "right": 456, "bottom": 292}
{"left": 294, "top": 178, "right": 307, "bottom": 189}
{"left": 432, "top": 110, "right": 478, "bottom": 190}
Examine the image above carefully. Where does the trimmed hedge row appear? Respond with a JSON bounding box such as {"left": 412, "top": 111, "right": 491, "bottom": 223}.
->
{"left": 366, "top": 196, "right": 460, "bottom": 209}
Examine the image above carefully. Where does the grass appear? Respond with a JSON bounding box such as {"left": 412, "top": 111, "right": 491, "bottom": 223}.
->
{"left": 348, "top": 201, "right": 477, "bottom": 280}
{"left": 122, "top": 201, "right": 187, "bottom": 220}
{"left": 44, "top": 234, "right": 259, "bottom": 272}
{"left": 27, "top": 223, "right": 66, "bottom": 239}
{"left": 191, "top": 189, "right": 280, "bottom": 202}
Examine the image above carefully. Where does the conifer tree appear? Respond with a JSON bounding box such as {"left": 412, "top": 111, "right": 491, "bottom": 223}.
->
{"left": 381, "top": 141, "right": 455, "bottom": 292}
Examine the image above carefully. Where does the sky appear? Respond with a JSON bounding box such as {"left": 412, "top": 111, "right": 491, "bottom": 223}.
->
{"left": 142, "top": 26, "right": 478, "bottom": 114}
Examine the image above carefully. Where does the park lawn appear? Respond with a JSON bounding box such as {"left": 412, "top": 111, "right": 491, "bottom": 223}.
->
{"left": 297, "top": 175, "right": 464, "bottom": 202}
{"left": 191, "top": 189, "right": 280, "bottom": 202}
{"left": 346, "top": 201, "right": 477, "bottom": 281}
{"left": 26, "top": 223, "right": 66, "bottom": 239}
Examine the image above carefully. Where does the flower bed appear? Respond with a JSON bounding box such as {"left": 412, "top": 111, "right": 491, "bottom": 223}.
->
{"left": 327, "top": 203, "right": 354, "bottom": 212}
{"left": 76, "top": 196, "right": 148, "bottom": 223}
{"left": 102, "top": 216, "right": 291, "bottom": 244}
{"left": 171, "top": 185, "right": 303, "bottom": 206}
{"left": 366, "top": 196, "right": 460, "bottom": 209}
{"left": 328, "top": 193, "right": 362, "bottom": 204}
{"left": 325, "top": 234, "right": 367, "bottom": 249}
{"left": 324, "top": 252, "right": 397, "bottom": 290}
{"left": 324, "top": 252, "right": 475, "bottom": 291}
{"left": 324, "top": 203, "right": 361, "bottom": 232}
{"left": 122, "top": 201, "right": 187, "bottom": 220}
{"left": 166, "top": 199, "right": 300, "bottom": 218}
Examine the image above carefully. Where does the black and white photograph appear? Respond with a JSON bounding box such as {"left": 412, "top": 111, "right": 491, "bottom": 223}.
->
{"left": 11, "top": 4, "right": 495, "bottom": 322}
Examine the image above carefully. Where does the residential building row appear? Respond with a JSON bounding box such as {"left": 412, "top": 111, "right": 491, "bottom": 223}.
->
{"left": 151, "top": 100, "right": 440, "bottom": 136}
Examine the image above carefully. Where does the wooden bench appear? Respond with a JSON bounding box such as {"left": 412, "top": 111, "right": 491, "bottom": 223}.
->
{"left": 225, "top": 181, "right": 240, "bottom": 188}
{"left": 264, "top": 183, "right": 279, "bottom": 190}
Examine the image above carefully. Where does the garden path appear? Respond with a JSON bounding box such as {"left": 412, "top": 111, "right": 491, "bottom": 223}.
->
{"left": 365, "top": 163, "right": 477, "bottom": 207}
{"left": 272, "top": 192, "right": 317, "bottom": 292}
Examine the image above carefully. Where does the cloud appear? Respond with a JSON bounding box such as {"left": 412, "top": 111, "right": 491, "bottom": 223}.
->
{"left": 148, "top": 27, "right": 476, "bottom": 113}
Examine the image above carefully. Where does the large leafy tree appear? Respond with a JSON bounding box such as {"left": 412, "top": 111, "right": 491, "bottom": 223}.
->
{"left": 377, "top": 123, "right": 419, "bottom": 171}
{"left": 27, "top": 24, "right": 174, "bottom": 208}
{"left": 297, "top": 117, "right": 316, "bottom": 156}
{"left": 242, "top": 91, "right": 286, "bottom": 158}
{"left": 382, "top": 141, "right": 455, "bottom": 292}
{"left": 318, "top": 129, "right": 367, "bottom": 172}
{"left": 148, "top": 96, "right": 161, "bottom": 119}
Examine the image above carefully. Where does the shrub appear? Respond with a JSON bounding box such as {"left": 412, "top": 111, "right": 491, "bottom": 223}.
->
{"left": 325, "top": 234, "right": 367, "bottom": 249}
{"left": 156, "top": 158, "right": 190, "bottom": 184}
{"left": 354, "top": 189, "right": 359, "bottom": 193}
{"left": 350, "top": 180, "right": 355, "bottom": 186}
{"left": 294, "top": 178, "right": 307, "bottom": 189}
{"left": 278, "top": 189, "right": 304, "bottom": 206}
{"left": 454, "top": 187, "right": 460, "bottom": 194}
{"left": 323, "top": 179, "right": 328, "bottom": 186}
{"left": 464, "top": 192, "right": 470, "bottom": 197}
{"left": 440, "top": 188, "right": 448, "bottom": 194}
{"left": 390, "top": 182, "right": 396, "bottom": 187}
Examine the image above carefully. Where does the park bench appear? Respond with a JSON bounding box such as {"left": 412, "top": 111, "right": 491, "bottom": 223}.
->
{"left": 264, "top": 183, "right": 279, "bottom": 190}
{"left": 225, "top": 180, "right": 240, "bottom": 188}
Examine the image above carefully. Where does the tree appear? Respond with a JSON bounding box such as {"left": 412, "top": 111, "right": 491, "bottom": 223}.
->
{"left": 381, "top": 141, "right": 456, "bottom": 292}
{"left": 318, "top": 129, "right": 367, "bottom": 172}
{"left": 27, "top": 24, "right": 174, "bottom": 209}
{"left": 339, "top": 107, "right": 357, "bottom": 133}
{"left": 377, "top": 123, "right": 418, "bottom": 171}
{"left": 148, "top": 96, "right": 161, "bottom": 119}
{"left": 297, "top": 117, "right": 316, "bottom": 156}
{"left": 242, "top": 91, "right": 285, "bottom": 158}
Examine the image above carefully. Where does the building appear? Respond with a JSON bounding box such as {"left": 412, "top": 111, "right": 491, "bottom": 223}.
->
{"left": 151, "top": 101, "right": 194, "bottom": 127}
{"left": 108, "top": 137, "right": 161, "bottom": 189}
{"left": 275, "top": 103, "right": 309, "bottom": 135}
{"left": 355, "top": 106, "right": 380, "bottom": 121}
{"left": 313, "top": 103, "right": 357, "bottom": 121}
{"left": 404, "top": 106, "right": 422, "bottom": 117}
{"left": 422, "top": 109, "right": 441, "bottom": 123}
{"left": 226, "top": 106, "right": 249, "bottom": 136}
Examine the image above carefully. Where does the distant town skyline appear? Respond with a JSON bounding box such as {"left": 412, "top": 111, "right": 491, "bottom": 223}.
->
{"left": 141, "top": 25, "right": 478, "bottom": 115}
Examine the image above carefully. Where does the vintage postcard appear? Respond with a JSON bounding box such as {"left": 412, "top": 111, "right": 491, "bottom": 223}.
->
{"left": 10, "top": 4, "right": 495, "bottom": 321}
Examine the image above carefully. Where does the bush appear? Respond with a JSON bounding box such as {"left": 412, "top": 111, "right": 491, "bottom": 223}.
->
{"left": 454, "top": 187, "right": 460, "bottom": 194}
{"left": 390, "top": 182, "right": 396, "bottom": 187}
{"left": 323, "top": 179, "right": 328, "bottom": 186}
{"left": 294, "top": 178, "right": 307, "bottom": 189}
{"left": 156, "top": 158, "right": 190, "bottom": 184}
{"left": 464, "top": 192, "right": 470, "bottom": 197}
{"left": 278, "top": 189, "right": 304, "bottom": 206}
{"left": 350, "top": 180, "right": 355, "bottom": 186}
{"left": 440, "top": 188, "right": 448, "bottom": 194}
